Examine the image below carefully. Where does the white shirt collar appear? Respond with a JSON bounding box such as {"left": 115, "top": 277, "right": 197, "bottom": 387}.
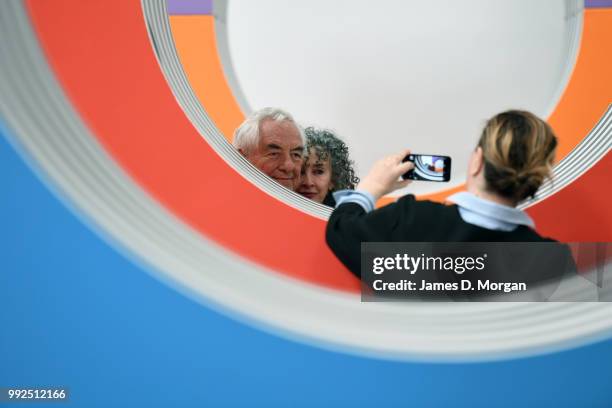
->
{"left": 447, "top": 192, "right": 535, "bottom": 231}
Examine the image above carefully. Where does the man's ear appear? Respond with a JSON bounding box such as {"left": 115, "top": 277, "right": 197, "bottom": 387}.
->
{"left": 469, "top": 146, "right": 484, "bottom": 177}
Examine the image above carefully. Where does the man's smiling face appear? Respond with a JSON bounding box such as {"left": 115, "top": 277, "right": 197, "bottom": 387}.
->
{"left": 243, "top": 119, "right": 304, "bottom": 190}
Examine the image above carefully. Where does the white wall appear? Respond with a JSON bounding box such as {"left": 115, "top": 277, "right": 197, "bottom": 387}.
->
{"left": 226, "top": 0, "right": 573, "bottom": 195}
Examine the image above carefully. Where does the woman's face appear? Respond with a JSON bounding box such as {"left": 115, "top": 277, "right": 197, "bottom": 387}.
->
{"left": 298, "top": 148, "right": 334, "bottom": 203}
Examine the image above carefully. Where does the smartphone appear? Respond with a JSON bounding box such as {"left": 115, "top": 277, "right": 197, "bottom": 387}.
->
{"left": 402, "top": 154, "right": 451, "bottom": 182}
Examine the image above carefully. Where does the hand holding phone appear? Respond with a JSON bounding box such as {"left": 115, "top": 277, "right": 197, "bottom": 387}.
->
{"left": 356, "top": 149, "right": 413, "bottom": 199}
{"left": 402, "top": 154, "right": 451, "bottom": 182}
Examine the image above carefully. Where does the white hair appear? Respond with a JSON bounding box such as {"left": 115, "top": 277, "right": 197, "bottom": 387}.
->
{"left": 233, "top": 107, "right": 305, "bottom": 154}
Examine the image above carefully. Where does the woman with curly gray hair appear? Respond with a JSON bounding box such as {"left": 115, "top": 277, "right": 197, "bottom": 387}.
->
{"left": 297, "top": 127, "right": 359, "bottom": 206}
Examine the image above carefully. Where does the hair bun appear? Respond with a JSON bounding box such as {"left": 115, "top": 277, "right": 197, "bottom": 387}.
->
{"left": 516, "top": 167, "right": 548, "bottom": 199}
{"left": 479, "top": 110, "right": 557, "bottom": 202}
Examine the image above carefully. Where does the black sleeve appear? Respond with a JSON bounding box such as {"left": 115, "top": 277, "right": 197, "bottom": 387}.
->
{"left": 325, "top": 198, "right": 411, "bottom": 277}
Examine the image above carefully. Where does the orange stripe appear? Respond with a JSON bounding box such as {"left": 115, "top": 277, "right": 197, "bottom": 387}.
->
{"left": 169, "top": 15, "right": 245, "bottom": 141}
{"left": 547, "top": 9, "right": 612, "bottom": 160}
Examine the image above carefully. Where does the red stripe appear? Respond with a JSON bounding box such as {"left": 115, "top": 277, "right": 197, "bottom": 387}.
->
{"left": 527, "top": 153, "right": 612, "bottom": 242}
{"left": 25, "top": 0, "right": 359, "bottom": 292}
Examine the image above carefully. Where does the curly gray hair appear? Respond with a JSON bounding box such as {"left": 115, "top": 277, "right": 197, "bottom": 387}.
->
{"left": 304, "top": 127, "right": 359, "bottom": 191}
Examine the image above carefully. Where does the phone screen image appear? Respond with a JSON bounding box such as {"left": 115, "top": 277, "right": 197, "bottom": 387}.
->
{"left": 403, "top": 154, "right": 451, "bottom": 182}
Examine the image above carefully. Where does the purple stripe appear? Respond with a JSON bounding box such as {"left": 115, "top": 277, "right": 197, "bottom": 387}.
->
{"left": 166, "top": 0, "right": 213, "bottom": 15}
{"left": 585, "top": 0, "right": 612, "bottom": 8}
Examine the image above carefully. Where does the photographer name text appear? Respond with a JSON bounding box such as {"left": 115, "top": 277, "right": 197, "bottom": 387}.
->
{"left": 372, "top": 279, "right": 527, "bottom": 293}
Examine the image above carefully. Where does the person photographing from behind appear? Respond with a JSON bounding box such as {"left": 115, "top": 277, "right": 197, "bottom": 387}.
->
{"left": 326, "top": 110, "right": 559, "bottom": 277}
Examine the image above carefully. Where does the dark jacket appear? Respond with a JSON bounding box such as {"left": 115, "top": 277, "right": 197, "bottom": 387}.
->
{"left": 326, "top": 195, "right": 556, "bottom": 278}
{"left": 322, "top": 192, "right": 336, "bottom": 207}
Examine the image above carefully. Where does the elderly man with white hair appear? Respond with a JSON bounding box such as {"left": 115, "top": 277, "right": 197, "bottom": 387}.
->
{"left": 233, "top": 107, "right": 305, "bottom": 191}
